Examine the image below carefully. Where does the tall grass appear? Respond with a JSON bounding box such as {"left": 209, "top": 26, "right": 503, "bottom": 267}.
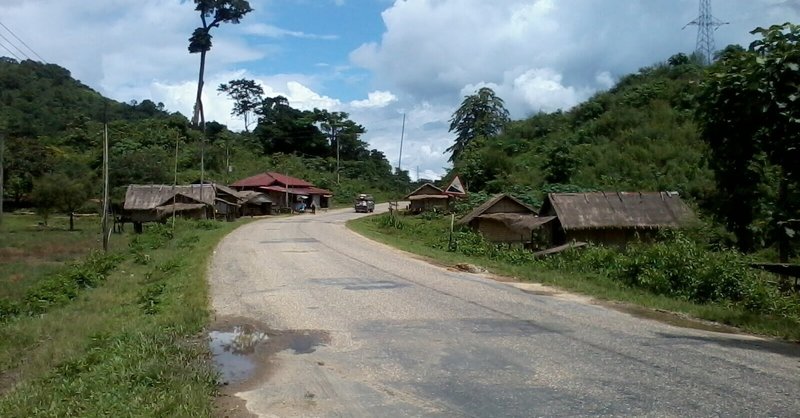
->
{"left": 0, "top": 218, "right": 245, "bottom": 417}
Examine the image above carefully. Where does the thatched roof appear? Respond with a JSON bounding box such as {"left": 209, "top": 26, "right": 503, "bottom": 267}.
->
{"left": 124, "top": 184, "right": 215, "bottom": 210}
{"left": 458, "top": 194, "right": 538, "bottom": 225}
{"left": 405, "top": 183, "right": 444, "bottom": 199}
{"left": 408, "top": 194, "right": 449, "bottom": 201}
{"left": 476, "top": 213, "right": 556, "bottom": 232}
{"left": 236, "top": 190, "right": 273, "bottom": 204}
{"left": 156, "top": 203, "right": 207, "bottom": 217}
{"left": 541, "top": 192, "right": 694, "bottom": 231}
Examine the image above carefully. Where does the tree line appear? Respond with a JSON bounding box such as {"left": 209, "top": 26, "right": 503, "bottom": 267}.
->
{"left": 444, "top": 23, "right": 799, "bottom": 259}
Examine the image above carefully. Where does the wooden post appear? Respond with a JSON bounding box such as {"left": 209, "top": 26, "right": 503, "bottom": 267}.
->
{"left": 172, "top": 134, "right": 179, "bottom": 230}
{"left": 101, "top": 122, "right": 110, "bottom": 252}
{"left": 448, "top": 213, "right": 455, "bottom": 251}
{"left": 0, "top": 132, "right": 4, "bottom": 226}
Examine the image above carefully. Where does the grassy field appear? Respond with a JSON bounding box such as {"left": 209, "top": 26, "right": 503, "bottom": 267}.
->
{"left": 0, "top": 214, "right": 247, "bottom": 417}
{"left": 0, "top": 215, "right": 127, "bottom": 300}
{"left": 348, "top": 213, "right": 800, "bottom": 341}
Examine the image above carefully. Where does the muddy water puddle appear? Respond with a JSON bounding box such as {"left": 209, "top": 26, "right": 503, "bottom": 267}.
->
{"left": 209, "top": 319, "right": 330, "bottom": 386}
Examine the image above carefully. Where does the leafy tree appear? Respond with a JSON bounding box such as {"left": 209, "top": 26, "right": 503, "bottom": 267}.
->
{"left": 188, "top": 0, "right": 253, "bottom": 128}
{"left": 254, "top": 96, "right": 327, "bottom": 156}
{"left": 543, "top": 140, "right": 579, "bottom": 184}
{"left": 446, "top": 87, "right": 510, "bottom": 162}
{"left": 31, "top": 174, "right": 58, "bottom": 226}
{"left": 31, "top": 172, "right": 91, "bottom": 230}
{"left": 697, "top": 23, "right": 800, "bottom": 257}
{"left": 218, "top": 78, "right": 264, "bottom": 132}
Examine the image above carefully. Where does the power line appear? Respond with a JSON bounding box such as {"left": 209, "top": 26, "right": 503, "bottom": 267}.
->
{"left": 0, "top": 20, "right": 46, "bottom": 63}
{"left": 0, "top": 39, "right": 21, "bottom": 60}
{"left": 0, "top": 30, "right": 30, "bottom": 60}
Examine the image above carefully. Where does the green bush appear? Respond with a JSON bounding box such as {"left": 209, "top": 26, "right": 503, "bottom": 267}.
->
{"left": 545, "top": 233, "right": 799, "bottom": 319}
{"left": 12, "top": 252, "right": 122, "bottom": 317}
{"left": 193, "top": 219, "right": 219, "bottom": 230}
{"left": 129, "top": 224, "right": 174, "bottom": 252}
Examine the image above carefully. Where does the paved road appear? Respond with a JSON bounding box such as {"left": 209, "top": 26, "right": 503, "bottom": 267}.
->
{"left": 209, "top": 204, "right": 800, "bottom": 417}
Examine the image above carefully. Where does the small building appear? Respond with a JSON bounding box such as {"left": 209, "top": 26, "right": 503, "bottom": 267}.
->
{"left": 458, "top": 194, "right": 554, "bottom": 246}
{"left": 237, "top": 190, "right": 273, "bottom": 216}
{"left": 230, "top": 172, "right": 332, "bottom": 212}
{"left": 539, "top": 191, "right": 695, "bottom": 247}
{"left": 123, "top": 184, "right": 215, "bottom": 231}
{"left": 405, "top": 183, "right": 450, "bottom": 213}
{"left": 193, "top": 181, "right": 244, "bottom": 221}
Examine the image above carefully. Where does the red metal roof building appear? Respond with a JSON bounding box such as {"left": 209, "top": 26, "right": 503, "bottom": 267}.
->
{"left": 230, "top": 172, "right": 332, "bottom": 212}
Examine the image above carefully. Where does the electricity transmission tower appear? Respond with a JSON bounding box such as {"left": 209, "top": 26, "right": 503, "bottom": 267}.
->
{"left": 684, "top": 0, "right": 728, "bottom": 65}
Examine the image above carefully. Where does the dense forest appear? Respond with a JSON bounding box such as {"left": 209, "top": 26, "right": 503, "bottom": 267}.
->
{"left": 0, "top": 57, "right": 411, "bottom": 216}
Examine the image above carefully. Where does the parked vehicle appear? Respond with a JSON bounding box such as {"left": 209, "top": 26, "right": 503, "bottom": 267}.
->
{"left": 354, "top": 194, "right": 375, "bottom": 213}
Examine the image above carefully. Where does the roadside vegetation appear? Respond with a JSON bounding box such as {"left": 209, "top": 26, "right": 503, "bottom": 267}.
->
{"left": 349, "top": 212, "right": 800, "bottom": 341}
{"left": 0, "top": 215, "right": 242, "bottom": 417}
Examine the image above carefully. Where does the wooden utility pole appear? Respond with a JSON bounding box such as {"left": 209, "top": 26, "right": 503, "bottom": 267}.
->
{"left": 172, "top": 134, "right": 179, "bottom": 229}
{"left": 101, "top": 121, "right": 110, "bottom": 251}
{"left": 0, "top": 132, "right": 4, "bottom": 226}
{"left": 398, "top": 113, "right": 405, "bottom": 174}
{"left": 334, "top": 127, "right": 339, "bottom": 185}
{"left": 102, "top": 122, "right": 111, "bottom": 252}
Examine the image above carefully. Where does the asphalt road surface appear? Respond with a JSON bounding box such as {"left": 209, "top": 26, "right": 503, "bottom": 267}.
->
{"left": 209, "top": 204, "right": 800, "bottom": 417}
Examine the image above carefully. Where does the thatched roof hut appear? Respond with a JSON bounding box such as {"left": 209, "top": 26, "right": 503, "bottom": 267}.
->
{"left": 124, "top": 184, "right": 215, "bottom": 222}
{"left": 458, "top": 194, "right": 551, "bottom": 244}
{"left": 236, "top": 190, "right": 273, "bottom": 216}
{"left": 405, "top": 183, "right": 450, "bottom": 213}
{"left": 539, "top": 191, "right": 695, "bottom": 246}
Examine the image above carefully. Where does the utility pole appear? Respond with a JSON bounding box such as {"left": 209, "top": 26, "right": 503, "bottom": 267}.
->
{"left": 397, "top": 113, "right": 405, "bottom": 174}
{"left": 334, "top": 126, "right": 339, "bottom": 185}
{"left": 684, "top": 0, "right": 728, "bottom": 65}
{"left": 0, "top": 131, "right": 4, "bottom": 226}
{"left": 172, "top": 134, "right": 179, "bottom": 229}
{"left": 101, "top": 118, "right": 110, "bottom": 251}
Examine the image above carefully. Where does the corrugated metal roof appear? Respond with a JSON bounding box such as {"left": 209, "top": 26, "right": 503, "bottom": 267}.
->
{"left": 230, "top": 172, "right": 312, "bottom": 188}
{"left": 259, "top": 185, "right": 332, "bottom": 195}
{"left": 543, "top": 191, "right": 694, "bottom": 230}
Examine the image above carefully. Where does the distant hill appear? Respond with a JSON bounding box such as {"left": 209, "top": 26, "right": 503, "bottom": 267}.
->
{"left": 0, "top": 57, "right": 176, "bottom": 138}
{"left": 452, "top": 55, "right": 715, "bottom": 203}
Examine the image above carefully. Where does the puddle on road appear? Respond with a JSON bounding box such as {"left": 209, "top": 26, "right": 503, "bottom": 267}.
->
{"left": 209, "top": 325, "right": 269, "bottom": 384}
{"left": 209, "top": 319, "right": 330, "bottom": 386}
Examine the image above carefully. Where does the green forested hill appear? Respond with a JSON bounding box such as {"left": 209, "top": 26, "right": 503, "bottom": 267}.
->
{"left": 453, "top": 55, "right": 714, "bottom": 203}
{"left": 0, "top": 58, "right": 173, "bottom": 138}
{"left": 0, "top": 58, "right": 408, "bottom": 208}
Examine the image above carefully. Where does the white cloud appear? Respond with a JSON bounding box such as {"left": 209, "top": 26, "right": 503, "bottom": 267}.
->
{"left": 595, "top": 71, "right": 615, "bottom": 90}
{"left": 350, "top": 90, "right": 397, "bottom": 108}
{"left": 242, "top": 23, "right": 338, "bottom": 40}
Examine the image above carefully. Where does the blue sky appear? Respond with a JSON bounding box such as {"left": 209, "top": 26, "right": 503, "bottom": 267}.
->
{"left": 1, "top": 0, "right": 799, "bottom": 180}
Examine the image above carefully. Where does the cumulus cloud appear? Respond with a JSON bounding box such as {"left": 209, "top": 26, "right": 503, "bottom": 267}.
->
{"left": 350, "top": 90, "right": 397, "bottom": 108}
